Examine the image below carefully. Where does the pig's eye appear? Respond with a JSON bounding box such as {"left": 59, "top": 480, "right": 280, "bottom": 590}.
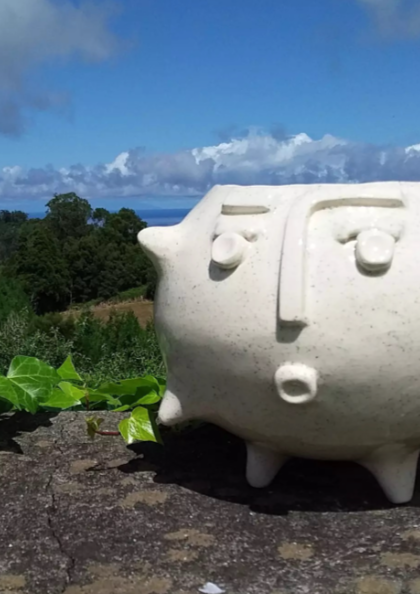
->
{"left": 355, "top": 229, "right": 395, "bottom": 273}
{"left": 212, "top": 232, "right": 249, "bottom": 270}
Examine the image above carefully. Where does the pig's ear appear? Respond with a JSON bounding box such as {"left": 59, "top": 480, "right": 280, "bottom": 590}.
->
{"left": 138, "top": 226, "right": 181, "bottom": 267}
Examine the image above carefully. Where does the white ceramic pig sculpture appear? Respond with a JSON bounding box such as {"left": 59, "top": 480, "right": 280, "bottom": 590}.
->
{"left": 138, "top": 182, "right": 420, "bottom": 503}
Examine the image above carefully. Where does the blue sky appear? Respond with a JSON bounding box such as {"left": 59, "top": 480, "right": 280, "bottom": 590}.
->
{"left": 2, "top": 0, "right": 420, "bottom": 211}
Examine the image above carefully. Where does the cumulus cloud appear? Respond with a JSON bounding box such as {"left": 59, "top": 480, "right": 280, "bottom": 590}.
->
{"left": 357, "top": 0, "right": 420, "bottom": 38}
{"left": 0, "top": 0, "right": 118, "bottom": 136}
{"left": 2, "top": 129, "right": 420, "bottom": 203}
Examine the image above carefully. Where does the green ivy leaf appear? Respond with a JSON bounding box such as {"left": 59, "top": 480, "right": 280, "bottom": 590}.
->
{"left": 112, "top": 390, "right": 161, "bottom": 412}
{"left": 137, "top": 390, "right": 162, "bottom": 405}
{"left": 143, "top": 375, "right": 165, "bottom": 396}
{"left": 0, "top": 398, "right": 13, "bottom": 414}
{"left": 8, "top": 356, "right": 60, "bottom": 385}
{"left": 85, "top": 417, "right": 104, "bottom": 440}
{"left": 4, "top": 356, "right": 61, "bottom": 413}
{"left": 85, "top": 389, "right": 121, "bottom": 408}
{"left": 117, "top": 386, "right": 159, "bottom": 407}
{"left": 57, "top": 356, "right": 82, "bottom": 382}
{"left": 0, "top": 376, "right": 21, "bottom": 409}
{"left": 118, "top": 406, "right": 160, "bottom": 445}
{"left": 155, "top": 377, "right": 166, "bottom": 397}
{"left": 98, "top": 377, "right": 159, "bottom": 397}
{"left": 42, "top": 388, "right": 81, "bottom": 410}
{"left": 59, "top": 382, "right": 86, "bottom": 401}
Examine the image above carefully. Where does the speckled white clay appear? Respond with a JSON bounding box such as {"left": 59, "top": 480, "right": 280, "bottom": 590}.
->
{"left": 138, "top": 182, "right": 420, "bottom": 504}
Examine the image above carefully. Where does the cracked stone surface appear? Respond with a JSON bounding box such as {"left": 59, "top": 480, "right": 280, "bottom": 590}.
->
{"left": 1, "top": 413, "right": 420, "bottom": 593}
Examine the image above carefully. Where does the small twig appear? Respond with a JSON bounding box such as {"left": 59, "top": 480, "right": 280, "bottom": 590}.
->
{"left": 94, "top": 430, "right": 120, "bottom": 437}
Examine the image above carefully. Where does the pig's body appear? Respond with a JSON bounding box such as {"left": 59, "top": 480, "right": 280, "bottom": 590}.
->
{"left": 139, "top": 182, "right": 420, "bottom": 503}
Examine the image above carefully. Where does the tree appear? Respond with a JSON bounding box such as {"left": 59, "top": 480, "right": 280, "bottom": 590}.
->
{"left": 63, "top": 234, "right": 104, "bottom": 303}
{"left": 99, "top": 208, "right": 147, "bottom": 245}
{"left": 9, "top": 222, "right": 70, "bottom": 314}
{"left": 0, "top": 276, "right": 31, "bottom": 323}
{"left": 91, "top": 207, "right": 110, "bottom": 228}
{"left": 45, "top": 193, "right": 92, "bottom": 241}
{"left": 0, "top": 210, "right": 29, "bottom": 262}
{"left": 0, "top": 210, "right": 28, "bottom": 225}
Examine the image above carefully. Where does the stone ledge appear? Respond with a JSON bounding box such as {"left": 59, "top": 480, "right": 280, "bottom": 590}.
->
{"left": 0, "top": 412, "right": 419, "bottom": 593}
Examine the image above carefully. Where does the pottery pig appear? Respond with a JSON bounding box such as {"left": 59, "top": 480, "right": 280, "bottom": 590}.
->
{"left": 138, "top": 182, "right": 420, "bottom": 503}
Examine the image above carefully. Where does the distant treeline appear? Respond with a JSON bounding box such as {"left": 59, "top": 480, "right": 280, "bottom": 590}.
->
{"left": 0, "top": 193, "right": 156, "bottom": 315}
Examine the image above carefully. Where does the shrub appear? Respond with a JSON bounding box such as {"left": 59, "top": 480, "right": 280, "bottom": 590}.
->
{"left": 0, "top": 308, "right": 164, "bottom": 382}
{"left": 0, "top": 309, "right": 74, "bottom": 373}
{"left": 0, "top": 276, "right": 32, "bottom": 324}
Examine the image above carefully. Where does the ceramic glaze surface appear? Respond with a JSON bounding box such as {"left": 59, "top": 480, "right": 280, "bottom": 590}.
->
{"left": 138, "top": 182, "right": 420, "bottom": 503}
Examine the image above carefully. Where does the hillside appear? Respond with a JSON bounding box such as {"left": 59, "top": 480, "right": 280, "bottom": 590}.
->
{"left": 67, "top": 293, "right": 154, "bottom": 327}
{"left": 86, "top": 299, "right": 154, "bottom": 326}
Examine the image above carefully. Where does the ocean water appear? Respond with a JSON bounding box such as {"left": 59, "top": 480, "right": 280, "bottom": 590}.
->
{"left": 139, "top": 208, "right": 191, "bottom": 226}
{"left": 28, "top": 207, "right": 192, "bottom": 227}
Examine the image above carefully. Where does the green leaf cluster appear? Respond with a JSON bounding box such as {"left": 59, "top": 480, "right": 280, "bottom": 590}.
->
{"left": 0, "top": 354, "right": 164, "bottom": 444}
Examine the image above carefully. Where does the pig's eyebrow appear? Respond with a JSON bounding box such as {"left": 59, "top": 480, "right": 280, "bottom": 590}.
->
{"left": 222, "top": 192, "right": 272, "bottom": 215}
{"left": 334, "top": 218, "right": 404, "bottom": 244}
{"left": 279, "top": 195, "right": 405, "bottom": 327}
{"left": 221, "top": 204, "right": 270, "bottom": 215}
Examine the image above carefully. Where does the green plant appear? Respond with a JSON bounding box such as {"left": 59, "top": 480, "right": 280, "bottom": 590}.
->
{"left": 0, "top": 309, "right": 164, "bottom": 381}
{"left": 0, "top": 354, "right": 164, "bottom": 444}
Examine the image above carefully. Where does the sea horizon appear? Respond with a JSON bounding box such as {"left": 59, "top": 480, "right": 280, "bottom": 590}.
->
{"left": 26, "top": 207, "right": 192, "bottom": 227}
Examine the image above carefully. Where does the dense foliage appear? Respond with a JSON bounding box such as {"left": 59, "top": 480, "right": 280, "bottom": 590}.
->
{"left": 0, "top": 308, "right": 164, "bottom": 383}
{"left": 0, "top": 210, "right": 28, "bottom": 261}
{"left": 0, "top": 276, "right": 31, "bottom": 324}
{"left": 0, "top": 354, "right": 164, "bottom": 444}
{"left": 0, "top": 193, "right": 157, "bottom": 314}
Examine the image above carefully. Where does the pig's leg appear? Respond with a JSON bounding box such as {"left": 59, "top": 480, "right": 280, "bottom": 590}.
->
{"left": 246, "top": 442, "right": 288, "bottom": 488}
{"left": 358, "top": 445, "right": 419, "bottom": 504}
{"left": 158, "top": 389, "right": 189, "bottom": 426}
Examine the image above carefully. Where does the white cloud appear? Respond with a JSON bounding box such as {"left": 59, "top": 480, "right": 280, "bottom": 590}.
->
{"left": 0, "top": 0, "right": 118, "bottom": 136}
{"left": 1, "top": 129, "right": 420, "bottom": 203}
{"left": 357, "top": 0, "right": 420, "bottom": 38}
